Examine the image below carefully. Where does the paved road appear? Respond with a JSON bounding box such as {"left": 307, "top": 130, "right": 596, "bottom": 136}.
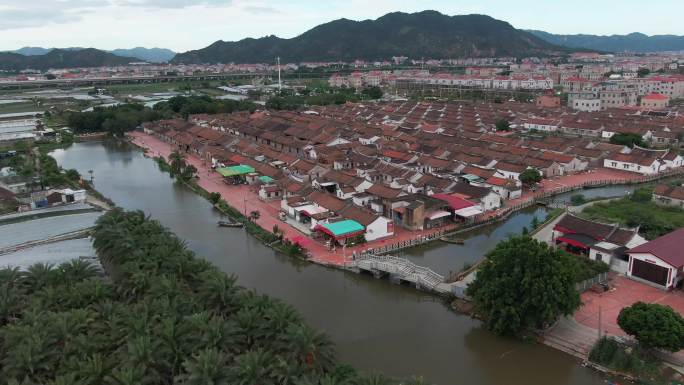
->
{"left": 532, "top": 211, "right": 567, "bottom": 244}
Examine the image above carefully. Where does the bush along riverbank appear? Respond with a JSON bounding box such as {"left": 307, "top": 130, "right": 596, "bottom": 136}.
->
{"left": 153, "top": 154, "right": 306, "bottom": 259}
{"left": 0, "top": 208, "right": 425, "bottom": 384}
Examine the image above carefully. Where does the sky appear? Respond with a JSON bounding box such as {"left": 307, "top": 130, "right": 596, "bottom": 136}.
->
{"left": 0, "top": 0, "right": 683, "bottom": 52}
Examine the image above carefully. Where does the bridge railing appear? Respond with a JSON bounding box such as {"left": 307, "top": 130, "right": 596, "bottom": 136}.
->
{"left": 354, "top": 254, "right": 445, "bottom": 283}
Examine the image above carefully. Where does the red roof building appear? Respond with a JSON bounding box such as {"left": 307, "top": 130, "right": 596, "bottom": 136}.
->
{"left": 627, "top": 228, "right": 684, "bottom": 289}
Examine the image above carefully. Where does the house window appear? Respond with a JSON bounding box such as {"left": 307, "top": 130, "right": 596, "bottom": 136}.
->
{"left": 596, "top": 253, "right": 603, "bottom": 262}
{"left": 611, "top": 162, "right": 617, "bottom": 167}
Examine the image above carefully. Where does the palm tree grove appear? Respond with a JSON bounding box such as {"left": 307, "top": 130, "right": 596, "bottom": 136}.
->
{"left": 0, "top": 208, "right": 413, "bottom": 385}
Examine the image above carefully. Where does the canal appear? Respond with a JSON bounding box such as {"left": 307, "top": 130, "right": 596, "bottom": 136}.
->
{"left": 399, "top": 185, "right": 636, "bottom": 275}
{"left": 52, "top": 141, "right": 611, "bottom": 385}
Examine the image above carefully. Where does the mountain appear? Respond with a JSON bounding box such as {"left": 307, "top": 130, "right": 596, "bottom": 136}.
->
{"left": 12, "top": 47, "right": 53, "bottom": 56}
{"left": 527, "top": 31, "right": 684, "bottom": 53}
{"left": 6, "top": 47, "right": 176, "bottom": 62}
{"left": 171, "top": 10, "right": 563, "bottom": 64}
{"left": 108, "top": 47, "right": 176, "bottom": 62}
{"left": 0, "top": 48, "right": 138, "bottom": 71}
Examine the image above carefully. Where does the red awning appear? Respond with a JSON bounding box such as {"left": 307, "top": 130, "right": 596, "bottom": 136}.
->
{"left": 557, "top": 236, "right": 589, "bottom": 249}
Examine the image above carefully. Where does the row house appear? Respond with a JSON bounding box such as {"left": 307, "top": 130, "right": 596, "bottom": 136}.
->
{"left": 493, "top": 161, "right": 527, "bottom": 182}
{"left": 480, "top": 176, "right": 522, "bottom": 199}
{"left": 560, "top": 120, "right": 603, "bottom": 137}
{"left": 653, "top": 184, "right": 684, "bottom": 208}
{"left": 603, "top": 147, "right": 668, "bottom": 175}
{"left": 522, "top": 118, "right": 560, "bottom": 132}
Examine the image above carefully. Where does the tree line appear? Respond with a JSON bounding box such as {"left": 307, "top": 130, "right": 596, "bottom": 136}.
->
{"left": 65, "top": 96, "right": 258, "bottom": 136}
{"left": 0, "top": 208, "right": 429, "bottom": 385}
{"left": 265, "top": 86, "right": 383, "bottom": 111}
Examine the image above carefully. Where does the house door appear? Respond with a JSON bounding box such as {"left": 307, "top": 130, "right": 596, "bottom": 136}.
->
{"left": 631, "top": 259, "right": 669, "bottom": 286}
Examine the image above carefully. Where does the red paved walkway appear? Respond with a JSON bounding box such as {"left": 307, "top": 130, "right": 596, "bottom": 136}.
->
{"left": 505, "top": 168, "right": 642, "bottom": 208}
{"left": 575, "top": 275, "right": 684, "bottom": 337}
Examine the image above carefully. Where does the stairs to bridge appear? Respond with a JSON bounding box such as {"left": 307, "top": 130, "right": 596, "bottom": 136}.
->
{"left": 353, "top": 254, "right": 452, "bottom": 295}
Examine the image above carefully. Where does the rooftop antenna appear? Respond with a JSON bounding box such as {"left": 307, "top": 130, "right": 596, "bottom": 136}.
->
{"left": 277, "top": 57, "right": 282, "bottom": 92}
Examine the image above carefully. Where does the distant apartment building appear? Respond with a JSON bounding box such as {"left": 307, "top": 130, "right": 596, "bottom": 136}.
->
{"left": 571, "top": 96, "right": 602, "bottom": 112}
{"left": 599, "top": 89, "right": 638, "bottom": 109}
{"left": 394, "top": 73, "right": 553, "bottom": 95}
{"left": 561, "top": 76, "right": 594, "bottom": 93}
{"left": 328, "top": 71, "right": 389, "bottom": 88}
{"left": 591, "top": 82, "right": 638, "bottom": 109}
{"left": 635, "top": 76, "right": 684, "bottom": 99}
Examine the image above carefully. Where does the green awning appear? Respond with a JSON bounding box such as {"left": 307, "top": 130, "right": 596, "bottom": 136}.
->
{"left": 462, "top": 174, "right": 482, "bottom": 182}
{"left": 216, "top": 165, "right": 256, "bottom": 177}
{"left": 317, "top": 220, "right": 365, "bottom": 238}
{"left": 259, "top": 175, "right": 275, "bottom": 183}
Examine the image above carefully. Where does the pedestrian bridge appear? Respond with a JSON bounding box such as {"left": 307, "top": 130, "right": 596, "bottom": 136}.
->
{"left": 351, "top": 254, "right": 452, "bottom": 295}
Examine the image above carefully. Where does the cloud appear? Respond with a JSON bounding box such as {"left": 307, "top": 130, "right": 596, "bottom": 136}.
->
{"left": 242, "top": 5, "right": 279, "bottom": 14}
{"left": 0, "top": 9, "right": 76, "bottom": 30}
{"left": 0, "top": 0, "right": 233, "bottom": 31}
{"left": 0, "top": 1, "right": 108, "bottom": 31}
{"left": 113, "top": 0, "right": 232, "bottom": 8}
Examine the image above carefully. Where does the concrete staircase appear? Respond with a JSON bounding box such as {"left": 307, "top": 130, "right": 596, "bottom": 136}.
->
{"left": 541, "top": 317, "right": 599, "bottom": 360}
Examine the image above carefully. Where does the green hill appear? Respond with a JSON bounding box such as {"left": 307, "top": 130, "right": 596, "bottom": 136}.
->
{"left": 172, "top": 10, "right": 564, "bottom": 64}
{"left": 527, "top": 30, "right": 684, "bottom": 53}
{"left": 0, "top": 48, "right": 137, "bottom": 71}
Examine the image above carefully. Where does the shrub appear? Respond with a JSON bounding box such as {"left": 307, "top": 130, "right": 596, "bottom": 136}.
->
{"left": 570, "top": 194, "right": 586, "bottom": 206}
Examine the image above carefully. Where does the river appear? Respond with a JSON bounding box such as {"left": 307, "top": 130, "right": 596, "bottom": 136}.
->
{"left": 52, "top": 141, "right": 616, "bottom": 385}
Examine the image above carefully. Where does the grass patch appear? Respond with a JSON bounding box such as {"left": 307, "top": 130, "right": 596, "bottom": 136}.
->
{"left": 589, "top": 337, "right": 665, "bottom": 383}
{"left": 102, "top": 80, "right": 223, "bottom": 95}
{"left": 569, "top": 253, "right": 609, "bottom": 282}
{"left": 580, "top": 194, "right": 684, "bottom": 240}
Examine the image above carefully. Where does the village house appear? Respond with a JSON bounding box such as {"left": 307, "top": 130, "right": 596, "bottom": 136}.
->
{"left": 539, "top": 151, "right": 588, "bottom": 174}
{"left": 552, "top": 214, "right": 646, "bottom": 274}
{"left": 493, "top": 161, "right": 527, "bottom": 182}
{"left": 258, "top": 184, "right": 282, "bottom": 201}
{"left": 627, "top": 228, "right": 684, "bottom": 290}
{"left": 481, "top": 176, "right": 522, "bottom": 199}
{"left": 603, "top": 147, "right": 667, "bottom": 175}
{"left": 523, "top": 118, "right": 559, "bottom": 132}
{"left": 652, "top": 184, "right": 684, "bottom": 208}
{"left": 449, "top": 183, "right": 501, "bottom": 211}
{"left": 338, "top": 205, "right": 394, "bottom": 242}
{"left": 535, "top": 95, "right": 561, "bottom": 108}
{"left": 388, "top": 194, "right": 453, "bottom": 230}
